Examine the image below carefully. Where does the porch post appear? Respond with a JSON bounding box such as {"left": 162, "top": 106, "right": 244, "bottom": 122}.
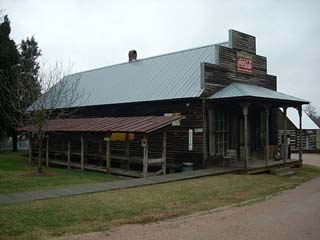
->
{"left": 297, "top": 106, "right": 303, "bottom": 162}
{"left": 162, "top": 130, "right": 167, "bottom": 174}
{"left": 264, "top": 105, "right": 270, "bottom": 166}
{"left": 283, "top": 107, "right": 288, "bottom": 163}
{"left": 29, "top": 136, "right": 32, "bottom": 164}
{"left": 142, "top": 134, "right": 149, "bottom": 177}
{"left": 80, "top": 135, "right": 84, "bottom": 170}
{"left": 104, "top": 136, "right": 111, "bottom": 174}
{"left": 241, "top": 103, "right": 249, "bottom": 170}
{"left": 125, "top": 133, "right": 130, "bottom": 169}
{"left": 67, "top": 140, "right": 71, "bottom": 169}
{"left": 46, "top": 136, "right": 49, "bottom": 167}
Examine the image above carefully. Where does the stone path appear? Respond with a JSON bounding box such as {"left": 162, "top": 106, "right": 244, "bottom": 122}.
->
{"left": 0, "top": 167, "right": 239, "bottom": 204}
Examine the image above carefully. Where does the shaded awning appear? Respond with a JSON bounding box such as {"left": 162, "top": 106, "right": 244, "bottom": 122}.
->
{"left": 209, "top": 83, "right": 308, "bottom": 105}
{"left": 18, "top": 116, "right": 185, "bottom": 133}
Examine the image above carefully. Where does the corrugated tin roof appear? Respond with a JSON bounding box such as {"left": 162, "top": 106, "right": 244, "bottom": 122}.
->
{"left": 18, "top": 115, "right": 185, "bottom": 133}
{"left": 209, "top": 83, "right": 308, "bottom": 104}
{"left": 283, "top": 108, "right": 319, "bottom": 129}
{"left": 29, "top": 42, "right": 228, "bottom": 110}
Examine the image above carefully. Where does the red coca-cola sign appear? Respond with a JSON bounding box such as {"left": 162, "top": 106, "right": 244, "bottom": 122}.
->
{"left": 237, "top": 51, "right": 252, "bottom": 74}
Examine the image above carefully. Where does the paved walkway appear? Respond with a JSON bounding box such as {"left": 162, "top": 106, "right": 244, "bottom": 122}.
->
{"left": 0, "top": 167, "right": 238, "bottom": 204}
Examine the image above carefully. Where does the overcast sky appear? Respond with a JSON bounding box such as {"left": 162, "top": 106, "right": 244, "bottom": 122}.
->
{"left": 2, "top": 0, "right": 320, "bottom": 111}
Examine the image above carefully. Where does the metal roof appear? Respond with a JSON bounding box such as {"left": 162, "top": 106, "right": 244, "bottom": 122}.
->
{"left": 18, "top": 116, "right": 185, "bottom": 133}
{"left": 283, "top": 108, "right": 319, "bottom": 129}
{"left": 29, "top": 42, "right": 228, "bottom": 110}
{"left": 209, "top": 83, "right": 308, "bottom": 104}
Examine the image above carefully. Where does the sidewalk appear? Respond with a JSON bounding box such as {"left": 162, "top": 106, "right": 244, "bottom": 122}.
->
{"left": 0, "top": 167, "right": 239, "bottom": 204}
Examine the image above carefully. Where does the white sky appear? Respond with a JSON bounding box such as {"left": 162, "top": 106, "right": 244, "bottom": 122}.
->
{"left": 2, "top": 0, "right": 320, "bottom": 110}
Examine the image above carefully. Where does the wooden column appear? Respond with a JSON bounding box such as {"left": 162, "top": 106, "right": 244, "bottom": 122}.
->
{"left": 162, "top": 130, "right": 167, "bottom": 174}
{"left": 241, "top": 103, "right": 249, "bottom": 170}
{"left": 283, "top": 107, "right": 288, "bottom": 163}
{"left": 142, "top": 134, "right": 149, "bottom": 178}
{"left": 98, "top": 141, "right": 103, "bottom": 167}
{"left": 125, "top": 133, "right": 130, "bottom": 169}
{"left": 46, "top": 136, "right": 49, "bottom": 167}
{"left": 29, "top": 137, "right": 32, "bottom": 164}
{"left": 67, "top": 140, "right": 71, "bottom": 169}
{"left": 297, "top": 106, "right": 303, "bottom": 162}
{"left": 104, "top": 136, "right": 111, "bottom": 174}
{"left": 80, "top": 135, "right": 84, "bottom": 170}
{"left": 264, "top": 105, "right": 270, "bottom": 166}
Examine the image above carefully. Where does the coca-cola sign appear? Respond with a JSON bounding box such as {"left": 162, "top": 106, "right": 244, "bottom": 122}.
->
{"left": 237, "top": 51, "right": 252, "bottom": 74}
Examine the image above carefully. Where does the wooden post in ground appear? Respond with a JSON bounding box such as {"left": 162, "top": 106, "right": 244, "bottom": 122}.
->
{"left": 283, "top": 107, "right": 288, "bottom": 163}
{"left": 81, "top": 136, "right": 84, "bottom": 170}
{"left": 162, "top": 130, "right": 167, "bottom": 174}
{"left": 125, "top": 133, "right": 130, "bottom": 169}
{"left": 67, "top": 140, "right": 71, "bottom": 169}
{"left": 104, "top": 136, "right": 111, "bottom": 174}
{"left": 29, "top": 137, "right": 32, "bottom": 164}
{"left": 297, "top": 106, "right": 303, "bottom": 162}
{"left": 142, "top": 134, "right": 149, "bottom": 178}
{"left": 264, "top": 105, "right": 270, "bottom": 167}
{"left": 46, "top": 136, "right": 49, "bottom": 167}
{"left": 241, "top": 103, "right": 249, "bottom": 170}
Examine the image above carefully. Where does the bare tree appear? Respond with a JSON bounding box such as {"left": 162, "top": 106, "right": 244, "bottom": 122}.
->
{"left": 1, "top": 63, "right": 89, "bottom": 173}
{"left": 304, "top": 104, "right": 320, "bottom": 128}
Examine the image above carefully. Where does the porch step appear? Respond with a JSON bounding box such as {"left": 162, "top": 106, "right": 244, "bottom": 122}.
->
{"left": 270, "top": 167, "right": 295, "bottom": 176}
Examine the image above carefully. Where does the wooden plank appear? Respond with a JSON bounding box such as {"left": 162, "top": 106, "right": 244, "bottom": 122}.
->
{"left": 67, "top": 140, "right": 71, "bottom": 169}
{"left": 142, "top": 134, "right": 148, "bottom": 178}
{"left": 46, "top": 137, "right": 49, "bottom": 167}
{"left": 105, "top": 137, "right": 111, "bottom": 174}
{"left": 162, "top": 130, "right": 167, "bottom": 174}
{"left": 81, "top": 136, "right": 84, "bottom": 170}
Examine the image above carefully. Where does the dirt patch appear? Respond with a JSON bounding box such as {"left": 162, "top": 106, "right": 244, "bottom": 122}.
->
{"left": 19, "top": 172, "right": 56, "bottom": 177}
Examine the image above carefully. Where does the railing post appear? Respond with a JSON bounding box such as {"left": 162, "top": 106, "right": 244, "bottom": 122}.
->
{"left": 142, "top": 134, "right": 148, "bottom": 177}
{"left": 297, "top": 106, "right": 303, "bottom": 162}
{"left": 283, "top": 107, "right": 288, "bottom": 163}
{"left": 104, "top": 136, "right": 111, "bottom": 174}
{"left": 241, "top": 103, "right": 249, "bottom": 170}
{"left": 264, "top": 104, "right": 270, "bottom": 167}
{"left": 162, "top": 130, "right": 167, "bottom": 174}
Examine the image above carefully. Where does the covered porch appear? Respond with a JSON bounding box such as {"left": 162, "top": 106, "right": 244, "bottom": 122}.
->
{"left": 24, "top": 115, "right": 184, "bottom": 178}
{"left": 207, "top": 83, "right": 308, "bottom": 172}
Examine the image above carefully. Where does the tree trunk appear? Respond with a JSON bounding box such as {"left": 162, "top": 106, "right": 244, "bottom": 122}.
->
{"left": 12, "top": 128, "right": 18, "bottom": 152}
{"left": 38, "top": 139, "right": 43, "bottom": 173}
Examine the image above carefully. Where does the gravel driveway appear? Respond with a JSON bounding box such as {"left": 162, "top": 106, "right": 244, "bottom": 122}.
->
{"left": 53, "top": 154, "right": 320, "bottom": 240}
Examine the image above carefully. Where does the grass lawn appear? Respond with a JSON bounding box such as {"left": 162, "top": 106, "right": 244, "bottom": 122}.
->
{"left": 0, "top": 151, "right": 124, "bottom": 194}
{"left": 0, "top": 153, "right": 320, "bottom": 240}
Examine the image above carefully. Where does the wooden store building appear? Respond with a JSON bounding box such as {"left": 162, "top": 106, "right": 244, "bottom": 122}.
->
{"left": 24, "top": 30, "right": 309, "bottom": 177}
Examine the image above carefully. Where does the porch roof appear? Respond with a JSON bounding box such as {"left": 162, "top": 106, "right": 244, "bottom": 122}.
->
{"left": 18, "top": 115, "right": 185, "bottom": 134}
{"left": 209, "top": 83, "right": 308, "bottom": 105}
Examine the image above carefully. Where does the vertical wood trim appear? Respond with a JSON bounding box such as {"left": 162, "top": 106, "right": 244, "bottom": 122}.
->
{"left": 98, "top": 141, "right": 102, "bottom": 167}
{"left": 105, "top": 137, "right": 111, "bottom": 174}
{"left": 143, "top": 134, "right": 148, "bottom": 178}
{"left": 81, "top": 136, "right": 84, "bottom": 170}
{"left": 202, "top": 98, "right": 208, "bottom": 168}
{"left": 298, "top": 106, "right": 303, "bottom": 161}
{"left": 29, "top": 137, "right": 32, "bottom": 164}
{"left": 67, "top": 140, "right": 71, "bottom": 169}
{"left": 208, "top": 107, "right": 214, "bottom": 156}
{"left": 264, "top": 105, "right": 270, "bottom": 166}
{"left": 283, "top": 107, "right": 288, "bottom": 163}
{"left": 241, "top": 103, "right": 249, "bottom": 169}
{"left": 162, "top": 130, "right": 167, "bottom": 174}
{"left": 46, "top": 137, "right": 49, "bottom": 167}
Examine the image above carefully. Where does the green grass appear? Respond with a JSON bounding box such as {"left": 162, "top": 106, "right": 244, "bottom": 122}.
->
{"left": 0, "top": 151, "right": 124, "bottom": 193}
{"left": 0, "top": 154, "right": 320, "bottom": 239}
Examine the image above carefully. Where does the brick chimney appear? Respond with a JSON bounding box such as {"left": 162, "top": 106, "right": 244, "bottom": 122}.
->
{"left": 128, "top": 50, "right": 137, "bottom": 62}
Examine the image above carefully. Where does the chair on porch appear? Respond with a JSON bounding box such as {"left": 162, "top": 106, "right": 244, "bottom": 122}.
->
{"left": 221, "top": 148, "right": 238, "bottom": 167}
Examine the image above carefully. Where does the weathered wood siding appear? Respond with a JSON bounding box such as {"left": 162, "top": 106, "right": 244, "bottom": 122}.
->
{"left": 229, "top": 29, "right": 256, "bottom": 54}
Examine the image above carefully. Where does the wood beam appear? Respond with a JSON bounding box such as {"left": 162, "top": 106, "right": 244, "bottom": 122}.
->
{"left": 67, "top": 140, "right": 71, "bottom": 169}
{"left": 283, "top": 107, "right": 288, "bottom": 163}
{"left": 46, "top": 136, "right": 49, "bottom": 167}
{"left": 297, "top": 106, "right": 303, "bottom": 162}
{"left": 104, "top": 136, "right": 111, "bottom": 174}
{"left": 80, "top": 135, "right": 84, "bottom": 170}
{"left": 264, "top": 104, "right": 270, "bottom": 167}
{"left": 162, "top": 130, "right": 167, "bottom": 174}
{"left": 241, "top": 103, "right": 249, "bottom": 170}
{"left": 142, "top": 134, "right": 148, "bottom": 178}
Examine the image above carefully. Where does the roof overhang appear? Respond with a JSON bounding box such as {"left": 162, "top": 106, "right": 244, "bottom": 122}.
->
{"left": 208, "top": 83, "right": 309, "bottom": 106}
{"left": 18, "top": 116, "right": 185, "bottom": 134}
